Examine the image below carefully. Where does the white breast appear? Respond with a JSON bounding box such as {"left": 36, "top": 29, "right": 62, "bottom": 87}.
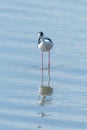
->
{"left": 38, "top": 39, "right": 53, "bottom": 52}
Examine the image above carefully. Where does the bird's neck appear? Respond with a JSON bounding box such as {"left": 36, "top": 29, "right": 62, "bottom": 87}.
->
{"left": 40, "top": 36, "right": 45, "bottom": 42}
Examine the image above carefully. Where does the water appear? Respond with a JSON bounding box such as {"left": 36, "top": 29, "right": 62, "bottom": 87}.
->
{"left": 0, "top": 0, "right": 87, "bottom": 129}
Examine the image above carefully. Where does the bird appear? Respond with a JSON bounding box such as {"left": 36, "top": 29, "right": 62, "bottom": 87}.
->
{"left": 37, "top": 31, "right": 53, "bottom": 80}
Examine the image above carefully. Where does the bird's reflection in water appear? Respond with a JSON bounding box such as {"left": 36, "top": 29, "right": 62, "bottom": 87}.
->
{"left": 38, "top": 85, "right": 53, "bottom": 106}
{"left": 37, "top": 65, "right": 53, "bottom": 129}
{"left": 37, "top": 69, "right": 53, "bottom": 129}
{"left": 38, "top": 67, "right": 53, "bottom": 106}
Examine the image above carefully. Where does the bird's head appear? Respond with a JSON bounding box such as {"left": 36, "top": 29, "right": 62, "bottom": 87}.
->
{"left": 38, "top": 32, "right": 44, "bottom": 38}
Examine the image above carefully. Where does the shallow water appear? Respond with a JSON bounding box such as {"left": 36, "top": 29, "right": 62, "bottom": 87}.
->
{"left": 0, "top": 0, "right": 87, "bottom": 129}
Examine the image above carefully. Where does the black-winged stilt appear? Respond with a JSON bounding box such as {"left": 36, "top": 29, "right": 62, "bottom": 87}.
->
{"left": 37, "top": 32, "right": 53, "bottom": 84}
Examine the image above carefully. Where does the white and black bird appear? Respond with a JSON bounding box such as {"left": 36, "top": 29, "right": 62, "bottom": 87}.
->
{"left": 37, "top": 31, "right": 53, "bottom": 72}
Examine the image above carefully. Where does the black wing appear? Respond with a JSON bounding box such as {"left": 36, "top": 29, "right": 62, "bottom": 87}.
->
{"left": 45, "top": 37, "right": 52, "bottom": 43}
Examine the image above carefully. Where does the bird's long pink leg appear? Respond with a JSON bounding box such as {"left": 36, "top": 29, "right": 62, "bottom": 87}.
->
{"left": 48, "top": 51, "right": 50, "bottom": 86}
{"left": 42, "top": 52, "right": 43, "bottom": 71}
{"left": 41, "top": 52, "right": 44, "bottom": 85}
{"left": 48, "top": 51, "right": 50, "bottom": 71}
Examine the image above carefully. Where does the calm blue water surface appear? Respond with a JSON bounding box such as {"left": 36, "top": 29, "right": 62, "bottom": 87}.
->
{"left": 0, "top": 0, "right": 87, "bottom": 130}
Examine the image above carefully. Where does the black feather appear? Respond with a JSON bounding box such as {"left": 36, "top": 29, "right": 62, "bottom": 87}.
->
{"left": 38, "top": 38, "right": 41, "bottom": 44}
{"left": 45, "top": 37, "right": 52, "bottom": 42}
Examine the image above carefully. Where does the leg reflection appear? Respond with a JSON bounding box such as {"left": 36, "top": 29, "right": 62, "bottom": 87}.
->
{"left": 38, "top": 65, "right": 53, "bottom": 106}
{"left": 37, "top": 62, "right": 54, "bottom": 129}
